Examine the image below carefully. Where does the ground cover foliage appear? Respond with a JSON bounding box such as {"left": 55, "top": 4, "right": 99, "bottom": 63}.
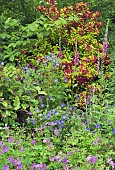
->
{"left": 0, "top": 0, "right": 115, "bottom": 169}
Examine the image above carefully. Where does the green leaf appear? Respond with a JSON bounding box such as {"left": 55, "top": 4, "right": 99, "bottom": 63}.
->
{"left": 13, "top": 96, "right": 20, "bottom": 110}
{"left": 5, "top": 18, "right": 19, "bottom": 28}
{"left": 21, "top": 103, "right": 28, "bottom": 110}
{"left": 39, "top": 91, "right": 47, "bottom": 95}
{"left": 9, "top": 54, "right": 15, "bottom": 61}
{"left": 35, "top": 86, "right": 41, "bottom": 91}
{"left": 28, "top": 23, "right": 38, "bottom": 32}
{"left": 2, "top": 101, "right": 8, "bottom": 107}
{"left": 0, "top": 92, "right": 3, "bottom": 97}
{"left": 0, "top": 33, "right": 10, "bottom": 39}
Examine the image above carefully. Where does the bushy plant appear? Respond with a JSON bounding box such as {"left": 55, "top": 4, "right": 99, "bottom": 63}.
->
{"left": 36, "top": 1, "right": 111, "bottom": 107}
{"left": 0, "top": 64, "right": 47, "bottom": 125}
{"left": 0, "top": 15, "right": 51, "bottom": 65}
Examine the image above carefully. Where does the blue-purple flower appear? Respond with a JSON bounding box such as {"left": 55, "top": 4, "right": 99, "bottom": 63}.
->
{"left": 112, "top": 129, "right": 115, "bottom": 134}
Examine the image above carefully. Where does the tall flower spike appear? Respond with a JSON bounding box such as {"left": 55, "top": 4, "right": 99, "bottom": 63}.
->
{"left": 102, "top": 20, "right": 109, "bottom": 57}
{"left": 58, "top": 37, "right": 62, "bottom": 58}
{"left": 74, "top": 41, "right": 79, "bottom": 65}
{"left": 97, "top": 54, "right": 101, "bottom": 75}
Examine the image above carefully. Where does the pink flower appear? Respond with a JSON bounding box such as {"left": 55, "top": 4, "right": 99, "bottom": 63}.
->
{"left": 49, "top": 156, "right": 55, "bottom": 162}
{"left": 93, "top": 140, "right": 98, "bottom": 146}
{"left": 107, "top": 158, "right": 115, "bottom": 168}
{"left": 43, "top": 138, "right": 50, "bottom": 143}
{"left": 54, "top": 129, "right": 60, "bottom": 136}
{"left": 74, "top": 41, "right": 79, "bottom": 65}
{"left": 102, "top": 21, "right": 109, "bottom": 57}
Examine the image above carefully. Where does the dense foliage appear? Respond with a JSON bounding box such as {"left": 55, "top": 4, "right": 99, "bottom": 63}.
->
{"left": 0, "top": 0, "right": 115, "bottom": 170}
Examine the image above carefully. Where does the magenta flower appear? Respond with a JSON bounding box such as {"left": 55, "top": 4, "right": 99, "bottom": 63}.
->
{"left": 41, "top": 163, "right": 46, "bottom": 170}
{"left": 16, "top": 161, "right": 23, "bottom": 170}
{"left": 43, "top": 138, "right": 50, "bottom": 143}
{"left": 93, "top": 140, "right": 98, "bottom": 146}
{"left": 49, "top": 142, "right": 53, "bottom": 149}
{"left": 63, "top": 157, "right": 70, "bottom": 164}
{"left": 12, "top": 159, "right": 19, "bottom": 166}
{"left": 55, "top": 156, "right": 62, "bottom": 163}
{"left": 107, "top": 158, "right": 115, "bottom": 168}
{"left": 2, "top": 164, "right": 10, "bottom": 170}
{"left": 2, "top": 145, "right": 9, "bottom": 153}
{"left": 86, "top": 155, "right": 98, "bottom": 164}
{"left": 16, "top": 140, "right": 18, "bottom": 145}
{"left": 31, "top": 139, "right": 36, "bottom": 145}
{"left": 74, "top": 41, "right": 79, "bottom": 65}
{"left": 102, "top": 21, "right": 109, "bottom": 57}
{"left": 49, "top": 156, "right": 55, "bottom": 162}
{"left": 58, "top": 39, "right": 62, "bottom": 58}
{"left": 8, "top": 137, "right": 14, "bottom": 143}
{"left": 8, "top": 156, "right": 14, "bottom": 163}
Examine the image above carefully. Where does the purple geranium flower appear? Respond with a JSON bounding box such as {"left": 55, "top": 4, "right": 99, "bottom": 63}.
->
{"left": 54, "top": 129, "right": 60, "bottom": 136}
{"left": 8, "top": 156, "right": 14, "bottom": 163}
{"left": 2, "top": 145, "right": 9, "bottom": 153}
{"left": 2, "top": 164, "right": 10, "bottom": 170}
{"left": 32, "top": 139, "right": 36, "bottom": 145}
{"left": 93, "top": 140, "right": 98, "bottom": 146}
{"left": 107, "top": 158, "right": 115, "bottom": 168}
{"left": 8, "top": 137, "right": 14, "bottom": 143}
{"left": 49, "top": 156, "right": 55, "bottom": 162}
{"left": 86, "top": 155, "right": 98, "bottom": 164}
{"left": 0, "top": 140, "right": 3, "bottom": 145}
{"left": 16, "top": 161, "right": 23, "bottom": 170}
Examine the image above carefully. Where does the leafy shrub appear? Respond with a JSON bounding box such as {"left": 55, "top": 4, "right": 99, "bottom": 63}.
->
{"left": 0, "top": 15, "right": 51, "bottom": 65}
{"left": 36, "top": 1, "right": 111, "bottom": 107}
{"left": 0, "top": 64, "right": 47, "bottom": 125}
